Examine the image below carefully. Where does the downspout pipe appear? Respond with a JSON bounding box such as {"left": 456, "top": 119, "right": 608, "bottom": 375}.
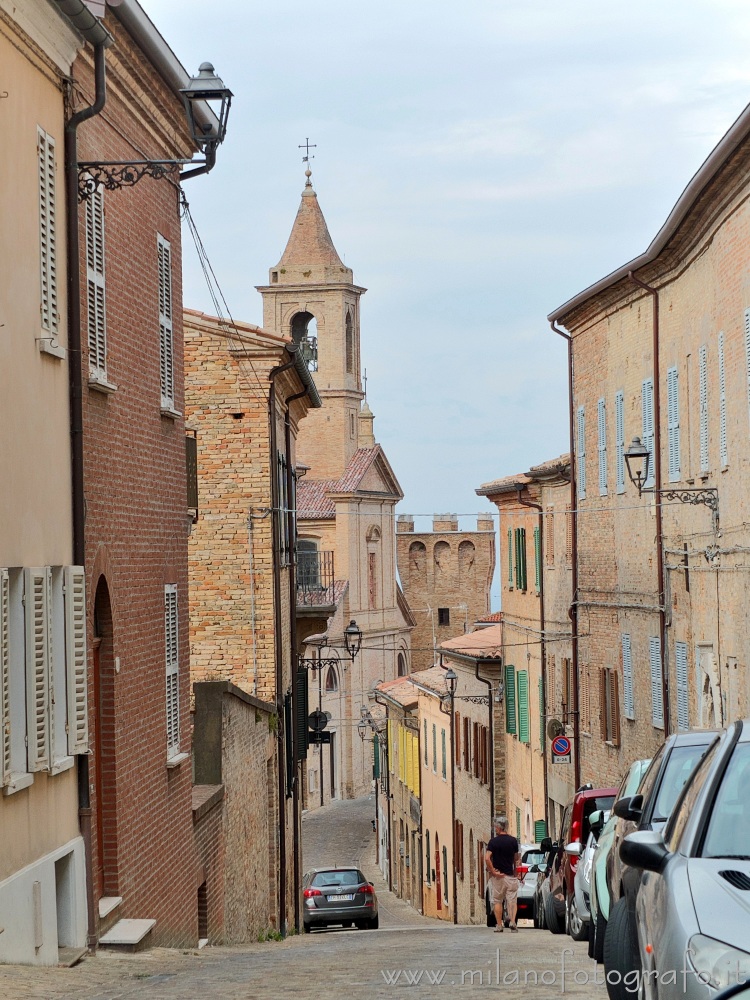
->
{"left": 628, "top": 272, "right": 670, "bottom": 737}
{"left": 515, "top": 487, "right": 548, "bottom": 838}
{"left": 550, "top": 323, "right": 581, "bottom": 790}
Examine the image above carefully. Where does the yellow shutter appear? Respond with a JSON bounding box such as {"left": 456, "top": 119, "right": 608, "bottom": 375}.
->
{"left": 412, "top": 735, "right": 420, "bottom": 796}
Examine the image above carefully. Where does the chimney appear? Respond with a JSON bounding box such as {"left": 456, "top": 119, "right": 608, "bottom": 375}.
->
{"left": 477, "top": 514, "right": 495, "bottom": 532}
{"left": 396, "top": 515, "right": 414, "bottom": 533}
{"left": 433, "top": 513, "right": 458, "bottom": 532}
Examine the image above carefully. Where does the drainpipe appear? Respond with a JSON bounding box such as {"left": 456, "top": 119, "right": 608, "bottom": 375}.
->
{"left": 550, "top": 323, "right": 581, "bottom": 791}
{"left": 628, "top": 272, "right": 670, "bottom": 737}
{"left": 63, "top": 29, "right": 109, "bottom": 952}
{"left": 515, "top": 487, "right": 548, "bottom": 838}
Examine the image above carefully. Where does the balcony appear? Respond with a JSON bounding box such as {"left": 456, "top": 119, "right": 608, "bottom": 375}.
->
{"left": 296, "top": 549, "right": 335, "bottom": 610}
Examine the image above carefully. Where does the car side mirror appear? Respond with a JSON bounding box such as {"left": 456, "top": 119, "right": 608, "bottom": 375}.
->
{"left": 589, "top": 809, "right": 604, "bottom": 835}
{"left": 564, "top": 841, "right": 583, "bottom": 857}
{"left": 619, "top": 830, "right": 670, "bottom": 873}
{"left": 613, "top": 794, "right": 644, "bottom": 822}
{"left": 540, "top": 837, "right": 553, "bottom": 852}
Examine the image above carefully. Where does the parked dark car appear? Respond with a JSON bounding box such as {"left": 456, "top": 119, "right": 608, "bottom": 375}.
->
{"left": 302, "top": 867, "right": 379, "bottom": 932}
{"left": 545, "top": 785, "right": 618, "bottom": 939}
{"left": 602, "top": 729, "right": 718, "bottom": 1000}
{"left": 622, "top": 720, "right": 750, "bottom": 1000}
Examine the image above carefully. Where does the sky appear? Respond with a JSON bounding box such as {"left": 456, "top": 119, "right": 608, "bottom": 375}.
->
{"left": 146, "top": 0, "right": 750, "bottom": 538}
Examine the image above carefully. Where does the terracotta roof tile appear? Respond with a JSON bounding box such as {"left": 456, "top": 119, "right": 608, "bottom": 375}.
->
{"left": 297, "top": 479, "right": 337, "bottom": 519}
{"left": 277, "top": 186, "right": 345, "bottom": 268}
{"left": 333, "top": 448, "right": 379, "bottom": 493}
{"left": 376, "top": 677, "right": 418, "bottom": 708}
{"left": 476, "top": 611, "right": 503, "bottom": 623}
{"left": 440, "top": 624, "right": 504, "bottom": 659}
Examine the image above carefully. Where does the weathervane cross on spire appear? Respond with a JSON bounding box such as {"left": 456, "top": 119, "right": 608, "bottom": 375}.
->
{"left": 298, "top": 137, "right": 317, "bottom": 163}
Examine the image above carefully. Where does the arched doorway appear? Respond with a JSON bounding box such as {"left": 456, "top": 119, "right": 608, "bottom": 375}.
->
{"left": 93, "top": 576, "right": 119, "bottom": 898}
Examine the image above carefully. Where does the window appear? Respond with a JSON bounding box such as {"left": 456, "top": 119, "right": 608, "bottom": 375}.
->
{"left": 615, "top": 390, "right": 625, "bottom": 494}
{"left": 442, "top": 846, "right": 448, "bottom": 903}
{"left": 432, "top": 723, "right": 437, "bottom": 772}
{"left": 505, "top": 663, "right": 516, "bottom": 735}
{"left": 324, "top": 666, "right": 338, "bottom": 692}
{"left": 165, "top": 584, "right": 180, "bottom": 759}
{"left": 86, "top": 185, "right": 107, "bottom": 380}
{"left": 507, "top": 527, "right": 513, "bottom": 588}
{"left": 699, "top": 345, "right": 709, "bottom": 473}
{"left": 514, "top": 527, "right": 527, "bottom": 591}
{"left": 649, "top": 635, "right": 664, "bottom": 729}
{"left": 517, "top": 669, "right": 530, "bottom": 744}
{"left": 276, "top": 452, "right": 290, "bottom": 566}
{"left": 667, "top": 367, "right": 680, "bottom": 481}
{"left": 397, "top": 652, "right": 406, "bottom": 677}
{"left": 454, "top": 820, "right": 464, "bottom": 878}
{"left": 675, "top": 641, "right": 689, "bottom": 731}
{"left": 425, "top": 830, "right": 431, "bottom": 883}
{"left": 533, "top": 525, "right": 541, "bottom": 594}
{"left": 599, "top": 668, "right": 620, "bottom": 745}
{"left": 545, "top": 508, "right": 554, "bottom": 565}
{"left": 186, "top": 434, "right": 198, "bottom": 516}
{"left": 563, "top": 657, "right": 574, "bottom": 721}
{"left": 622, "top": 633, "right": 634, "bottom": 719}
{"left": 441, "top": 728, "right": 446, "bottom": 779}
{"left": 597, "top": 398, "right": 607, "bottom": 495}
{"left": 455, "top": 710, "right": 461, "bottom": 767}
{"left": 438, "top": 607, "right": 450, "bottom": 626}
{"left": 463, "top": 715, "right": 470, "bottom": 771}
{"left": 345, "top": 311, "right": 354, "bottom": 373}
{"left": 565, "top": 505, "right": 573, "bottom": 561}
{"left": 157, "top": 234, "right": 174, "bottom": 410}
{"left": 642, "top": 378, "right": 655, "bottom": 488}
{"left": 38, "top": 127, "right": 58, "bottom": 342}
{"left": 297, "top": 539, "right": 320, "bottom": 589}
{"left": 718, "top": 332, "right": 727, "bottom": 467}
{"left": 576, "top": 406, "right": 586, "bottom": 499}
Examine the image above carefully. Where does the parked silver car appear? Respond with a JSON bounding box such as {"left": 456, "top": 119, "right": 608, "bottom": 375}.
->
{"left": 567, "top": 809, "right": 609, "bottom": 941}
{"left": 622, "top": 719, "right": 750, "bottom": 1000}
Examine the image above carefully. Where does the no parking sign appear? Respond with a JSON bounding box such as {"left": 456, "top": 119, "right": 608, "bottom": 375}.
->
{"left": 551, "top": 735, "right": 571, "bottom": 764}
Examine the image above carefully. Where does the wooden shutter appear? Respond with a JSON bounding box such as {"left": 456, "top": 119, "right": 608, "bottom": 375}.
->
{"left": 565, "top": 506, "right": 573, "bottom": 561}
{"left": 158, "top": 234, "right": 174, "bottom": 408}
{"left": 165, "top": 584, "right": 180, "bottom": 757}
{"left": 412, "top": 735, "right": 420, "bottom": 796}
{"left": 86, "top": 186, "right": 107, "bottom": 376}
{"left": 610, "top": 670, "right": 621, "bottom": 747}
{"left": 518, "top": 528, "right": 527, "bottom": 591}
{"left": 534, "top": 819, "right": 547, "bottom": 843}
{"left": 473, "top": 721, "right": 479, "bottom": 777}
{"left": 614, "top": 389, "right": 625, "bottom": 494}
{"left": 642, "top": 378, "right": 655, "bottom": 487}
{"left": 441, "top": 727, "right": 447, "bottom": 779}
{"left": 507, "top": 526, "right": 513, "bottom": 587}
{"left": 622, "top": 633, "right": 634, "bottom": 719}
{"left": 649, "top": 635, "right": 664, "bottom": 728}
{"left": 505, "top": 663, "right": 517, "bottom": 735}
{"left": 675, "top": 641, "right": 689, "bottom": 731}
{"left": 577, "top": 406, "right": 586, "bottom": 498}
{"left": 533, "top": 525, "right": 541, "bottom": 594}
{"left": 599, "top": 668, "right": 607, "bottom": 741}
{"left": 463, "top": 716, "right": 470, "bottom": 770}
{"left": 699, "top": 345, "right": 709, "bottom": 473}
{"left": 38, "top": 128, "right": 58, "bottom": 336}
{"left": 1, "top": 570, "right": 9, "bottom": 785}
{"left": 517, "top": 670, "right": 530, "bottom": 744}
{"left": 667, "top": 367, "right": 680, "bottom": 482}
{"left": 64, "top": 567, "right": 88, "bottom": 755}
{"left": 719, "top": 333, "right": 727, "bottom": 467}
{"left": 432, "top": 723, "right": 437, "bottom": 772}
{"left": 598, "top": 397, "right": 608, "bottom": 495}
{"left": 545, "top": 508, "right": 554, "bottom": 565}
{"left": 455, "top": 710, "right": 461, "bottom": 767}
{"left": 423, "top": 718, "right": 427, "bottom": 766}
{"left": 25, "top": 568, "right": 52, "bottom": 772}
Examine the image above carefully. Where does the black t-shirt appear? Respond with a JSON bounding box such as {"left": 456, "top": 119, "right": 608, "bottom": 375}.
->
{"left": 487, "top": 833, "right": 519, "bottom": 876}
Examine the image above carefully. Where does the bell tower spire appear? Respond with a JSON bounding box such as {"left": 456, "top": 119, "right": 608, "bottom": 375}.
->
{"left": 256, "top": 161, "right": 367, "bottom": 479}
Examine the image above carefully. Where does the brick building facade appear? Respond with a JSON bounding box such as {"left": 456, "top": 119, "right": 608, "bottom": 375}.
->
{"left": 396, "top": 514, "right": 495, "bottom": 673}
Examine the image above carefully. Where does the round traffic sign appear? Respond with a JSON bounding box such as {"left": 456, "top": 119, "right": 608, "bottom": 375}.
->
{"left": 552, "top": 735, "right": 571, "bottom": 756}
{"left": 308, "top": 710, "right": 328, "bottom": 732}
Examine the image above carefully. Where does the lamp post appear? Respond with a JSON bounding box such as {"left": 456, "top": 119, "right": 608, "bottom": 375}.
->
{"left": 441, "top": 667, "right": 458, "bottom": 924}
{"left": 344, "top": 620, "right": 363, "bottom": 661}
{"left": 624, "top": 437, "right": 719, "bottom": 525}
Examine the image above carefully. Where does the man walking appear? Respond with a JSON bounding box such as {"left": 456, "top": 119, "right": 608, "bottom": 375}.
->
{"left": 485, "top": 815, "right": 520, "bottom": 932}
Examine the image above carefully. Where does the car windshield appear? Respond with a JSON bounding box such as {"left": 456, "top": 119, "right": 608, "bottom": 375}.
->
{"left": 702, "top": 742, "right": 750, "bottom": 859}
{"left": 311, "top": 870, "right": 363, "bottom": 887}
{"left": 522, "top": 851, "right": 546, "bottom": 866}
{"left": 652, "top": 743, "right": 711, "bottom": 822}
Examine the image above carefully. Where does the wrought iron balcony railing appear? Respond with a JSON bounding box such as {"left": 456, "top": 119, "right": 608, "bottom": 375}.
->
{"left": 296, "top": 549, "right": 335, "bottom": 607}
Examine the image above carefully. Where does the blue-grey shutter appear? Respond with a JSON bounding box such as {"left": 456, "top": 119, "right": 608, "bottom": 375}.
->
{"left": 577, "top": 406, "right": 586, "bottom": 499}
{"left": 615, "top": 390, "right": 625, "bottom": 494}
{"left": 622, "top": 633, "right": 634, "bottom": 720}
{"left": 598, "top": 397, "right": 608, "bottom": 496}
{"left": 719, "top": 332, "right": 727, "bottom": 468}
{"left": 649, "top": 636, "right": 664, "bottom": 728}
{"left": 675, "top": 641, "right": 689, "bottom": 731}
{"left": 667, "top": 367, "right": 680, "bottom": 482}
{"left": 642, "top": 378, "right": 655, "bottom": 487}
{"left": 699, "top": 345, "right": 709, "bottom": 473}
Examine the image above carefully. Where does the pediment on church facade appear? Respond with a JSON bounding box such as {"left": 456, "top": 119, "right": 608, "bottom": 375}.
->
{"left": 328, "top": 446, "right": 403, "bottom": 501}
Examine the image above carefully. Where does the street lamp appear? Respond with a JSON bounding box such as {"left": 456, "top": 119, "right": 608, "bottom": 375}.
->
{"left": 344, "top": 620, "right": 363, "bottom": 661}
{"left": 624, "top": 437, "right": 719, "bottom": 524}
{"left": 624, "top": 437, "right": 651, "bottom": 496}
{"left": 357, "top": 719, "right": 367, "bottom": 742}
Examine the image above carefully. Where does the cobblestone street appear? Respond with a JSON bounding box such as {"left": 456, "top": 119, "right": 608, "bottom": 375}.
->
{"left": 0, "top": 797, "right": 607, "bottom": 999}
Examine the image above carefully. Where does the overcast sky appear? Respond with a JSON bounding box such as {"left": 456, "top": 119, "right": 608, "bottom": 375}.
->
{"left": 148, "top": 0, "right": 750, "bottom": 533}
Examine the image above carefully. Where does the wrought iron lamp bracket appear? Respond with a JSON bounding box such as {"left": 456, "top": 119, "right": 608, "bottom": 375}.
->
{"left": 77, "top": 160, "right": 191, "bottom": 201}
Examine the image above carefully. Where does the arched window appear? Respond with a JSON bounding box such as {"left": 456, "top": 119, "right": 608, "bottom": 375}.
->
{"left": 458, "top": 540, "right": 476, "bottom": 580}
{"left": 290, "top": 311, "right": 318, "bottom": 371}
{"left": 345, "top": 310, "right": 354, "bottom": 373}
{"left": 409, "top": 540, "right": 426, "bottom": 576}
{"left": 397, "top": 652, "right": 406, "bottom": 677}
{"left": 434, "top": 540, "right": 451, "bottom": 575}
{"left": 297, "top": 538, "right": 319, "bottom": 589}
{"left": 325, "top": 666, "right": 338, "bottom": 693}
{"left": 367, "top": 526, "right": 381, "bottom": 610}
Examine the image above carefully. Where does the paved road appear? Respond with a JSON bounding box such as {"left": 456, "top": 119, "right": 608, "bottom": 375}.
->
{"left": 0, "top": 796, "right": 607, "bottom": 999}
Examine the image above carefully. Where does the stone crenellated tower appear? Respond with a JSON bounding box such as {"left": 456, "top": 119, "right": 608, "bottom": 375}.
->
{"left": 256, "top": 169, "right": 366, "bottom": 480}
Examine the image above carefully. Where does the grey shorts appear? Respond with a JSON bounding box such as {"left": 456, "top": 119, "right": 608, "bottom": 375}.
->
{"left": 489, "top": 874, "right": 520, "bottom": 906}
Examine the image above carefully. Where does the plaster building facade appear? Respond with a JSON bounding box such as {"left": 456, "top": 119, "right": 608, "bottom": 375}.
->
{"left": 396, "top": 514, "right": 496, "bottom": 673}
{"left": 548, "top": 99, "right": 750, "bottom": 786}
{"left": 257, "top": 172, "right": 414, "bottom": 810}
{"left": 183, "top": 310, "right": 320, "bottom": 938}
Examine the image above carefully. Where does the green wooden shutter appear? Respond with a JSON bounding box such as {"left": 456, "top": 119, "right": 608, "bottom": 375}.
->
{"left": 441, "top": 728, "right": 447, "bottom": 779}
{"left": 514, "top": 528, "right": 521, "bottom": 590}
{"left": 520, "top": 528, "right": 527, "bottom": 591}
{"left": 505, "top": 663, "right": 517, "bottom": 735}
{"left": 534, "top": 525, "right": 541, "bottom": 593}
{"left": 518, "top": 670, "right": 530, "bottom": 744}
{"left": 507, "top": 527, "right": 513, "bottom": 587}
{"left": 534, "top": 819, "right": 547, "bottom": 843}
{"left": 373, "top": 732, "right": 380, "bottom": 779}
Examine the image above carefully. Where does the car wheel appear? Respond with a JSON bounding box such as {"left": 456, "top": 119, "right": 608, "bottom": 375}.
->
{"left": 593, "top": 909, "right": 606, "bottom": 964}
{"left": 537, "top": 895, "right": 547, "bottom": 929}
{"left": 368, "top": 915, "right": 379, "bottom": 929}
{"left": 587, "top": 915, "right": 595, "bottom": 958}
{"left": 303, "top": 923, "right": 312, "bottom": 934}
{"left": 566, "top": 893, "right": 588, "bottom": 942}
{"left": 342, "top": 921, "right": 352, "bottom": 928}
{"left": 545, "top": 892, "right": 563, "bottom": 934}
{"left": 603, "top": 898, "right": 640, "bottom": 1000}
{"left": 355, "top": 920, "right": 367, "bottom": 929}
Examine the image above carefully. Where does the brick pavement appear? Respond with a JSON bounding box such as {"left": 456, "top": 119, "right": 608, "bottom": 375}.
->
{"left": 0, "top": 796, "right": 607, "bottom": 999}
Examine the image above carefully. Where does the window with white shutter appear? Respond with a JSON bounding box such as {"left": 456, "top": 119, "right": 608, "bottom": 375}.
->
{"left": 1, "top": 570, "right": 9, "bottom": 787}
{"left": 597, "top": 397, "right": 608, "bottom": 496}
{"left": 38, "top": 128, "right": 58, "bottom": 339}
{"left": 24, "top": 568, "right": 52, "bottom": 772}
{"left": 675, "top": 641, "right": 689, "bottom": 731}
{"left": 642, "top": 378, "right": 655, "bottom": 488}
{"left": 649, "top": 635, "right": 664, "bottom": 729}
{"left": 718, "top": 332, "right": 727, "bottom": 467}
{"left": 165, "top": 584, "right": 180, "bottom": 758}
{"left": 577, "top": 406, "right": 586, "bottom": 499}
{"left": 64, "top": 567, "right": 88, "bottom": 755}
{"left": 615, "top": 390, "right": 625, "bottom": 494}
{"left": 622, "top": 633, "right": 634, "bottom": 720}
{"left": 699, "top": 345, "right": 709, "bottom": 473}
{"left": 158, "top": 235, "right": 175, "bottom": 411}
{"left": 86, "top": 186, "right": 107, "bottom": 379}
{"left": 667, "top": 367, "right": 680, "bottom": 482}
